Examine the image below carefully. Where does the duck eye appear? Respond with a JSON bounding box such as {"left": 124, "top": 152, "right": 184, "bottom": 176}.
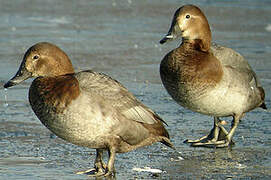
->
{"left": 186, "top": 14, "right": 190, "bottom": 19}
{"left": 33, "top": 55, "right": 39, "bottom": 60}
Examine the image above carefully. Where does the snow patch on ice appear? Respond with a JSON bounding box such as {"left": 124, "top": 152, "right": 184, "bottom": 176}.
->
{"left": 265, "top": 24, "right": 271, "bottom": 32}
{"left": 132, "top": 167, "right": 164, "bottom": 173}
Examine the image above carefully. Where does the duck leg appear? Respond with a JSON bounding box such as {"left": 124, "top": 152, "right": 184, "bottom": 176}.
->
{"left": 104, "top": 147, "right": 116, "bottom": 177}
{"left": 93, "top": 149, "right": 107, "bottom": 175}
{"left": 213, "top": 114, "right": 242, "bottom": 148}
{"left": 76, "top": 149, "right": 106, "bottom": 176}
{"left": 184, "top": 117, "right": 234, "bottom": 147}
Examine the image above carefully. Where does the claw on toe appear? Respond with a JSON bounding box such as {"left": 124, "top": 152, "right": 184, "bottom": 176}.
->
{"left": 103, "top": 171, "right": 115, "bottom": 177}
{"left": 76, "top": 168, "right": 106, "bottom": 177}
{"left": 76, "top": 168, "right": 97, "bottom": 175}
{"left": 76, "top": 168, "right": 115, "bottom": 177}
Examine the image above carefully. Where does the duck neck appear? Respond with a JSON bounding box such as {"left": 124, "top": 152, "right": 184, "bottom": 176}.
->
{"left": 182, "top": 38, "right": 211, "bottom": 52}
{"left": 50, "top": 58, "right": 75, "bottom": 77}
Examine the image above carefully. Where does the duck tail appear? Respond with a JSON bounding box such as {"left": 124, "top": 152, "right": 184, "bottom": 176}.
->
{"left": 258, "top": 87, "right": 267, "bottom": 109}
{"left": 161, "top": 137, "right": 175, "bottom": 150}
{"left": 260, "top": 102, "right": 267, "bottom": 110}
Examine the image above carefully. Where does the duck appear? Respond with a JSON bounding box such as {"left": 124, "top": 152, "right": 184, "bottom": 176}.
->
{"left": 159, "top": 4, "right": 266, "bottom": 148}
{"left": 4, "top": 42, "right": 174, "bottom": 176}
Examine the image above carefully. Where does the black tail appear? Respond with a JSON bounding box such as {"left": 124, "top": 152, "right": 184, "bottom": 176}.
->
{"left": 161, "top": 137, "right": 175, "bottom": 150}
{"left": 258, "top": 87, "right": 267, "bottom": 109}
{"left": 260, "top": 102, "right": 267, "bottom": 110}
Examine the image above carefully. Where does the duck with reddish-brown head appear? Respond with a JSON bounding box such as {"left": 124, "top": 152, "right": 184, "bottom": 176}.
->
{"left": 160, "top": 5, "right": 266, "bottom": 148}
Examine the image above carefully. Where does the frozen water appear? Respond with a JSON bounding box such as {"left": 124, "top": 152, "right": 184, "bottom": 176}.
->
{"left": 0, "top": 0, "right": 270, "bottom": 179}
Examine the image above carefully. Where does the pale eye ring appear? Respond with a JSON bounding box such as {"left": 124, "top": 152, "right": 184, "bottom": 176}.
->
{"left": 186, "top": 14, "right": 190, "bottom": 19}
{"left": 33, "top": 55, "right": 39, "bottom": 60}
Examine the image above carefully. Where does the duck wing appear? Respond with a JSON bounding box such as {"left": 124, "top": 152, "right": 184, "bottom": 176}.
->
{"left": 210, "top": 43, "right": 266, "bottom": 109}
{"left": 210, "top": 43, "right": 262, "bottom": 87}
{"left": 75, "top": 70, "right": 167, "bottom": 125}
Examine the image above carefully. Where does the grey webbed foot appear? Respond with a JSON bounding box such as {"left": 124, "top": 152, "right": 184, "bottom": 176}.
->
{"left": 76, "top": 149, "right": 109, "bottom": 177}
{"left": 184, "top": 117, "right": 235, "bottom": 148}
{"left": 76, "top": 168, "right": 104, "bottom": 176}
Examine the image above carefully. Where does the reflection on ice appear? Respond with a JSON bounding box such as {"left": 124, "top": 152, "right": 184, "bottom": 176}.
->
{"left": 3, "top": 88, "right": 9, "bottom": 108}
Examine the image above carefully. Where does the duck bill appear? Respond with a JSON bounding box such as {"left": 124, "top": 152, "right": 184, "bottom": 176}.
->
{"left": 159, "top": 33, "right": 175, "bottom": 44}
{"left": 4, "top": 64, "right": 32, "bottom": 89}
{"left": 160, "top": 19, "right": 182, "bottom": 44}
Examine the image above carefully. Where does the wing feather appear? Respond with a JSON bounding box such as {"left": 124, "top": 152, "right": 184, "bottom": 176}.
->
{"left": 75, "top": 70, "right": 162, "bottom": 125}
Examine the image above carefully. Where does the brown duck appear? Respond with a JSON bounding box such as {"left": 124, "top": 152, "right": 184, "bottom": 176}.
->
{"left": 160, "top": 5, "right": 266, "bottom": 147}
{"left": 4, "top": 42, "right": 174, "bottom": 176}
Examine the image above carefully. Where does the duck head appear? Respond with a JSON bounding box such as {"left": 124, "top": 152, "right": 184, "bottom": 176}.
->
{"left": 160, "top": 5, "right": 211, "bottom": 52}
{"left": 4, "top": 42, "right": 74, "bottom": 88}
